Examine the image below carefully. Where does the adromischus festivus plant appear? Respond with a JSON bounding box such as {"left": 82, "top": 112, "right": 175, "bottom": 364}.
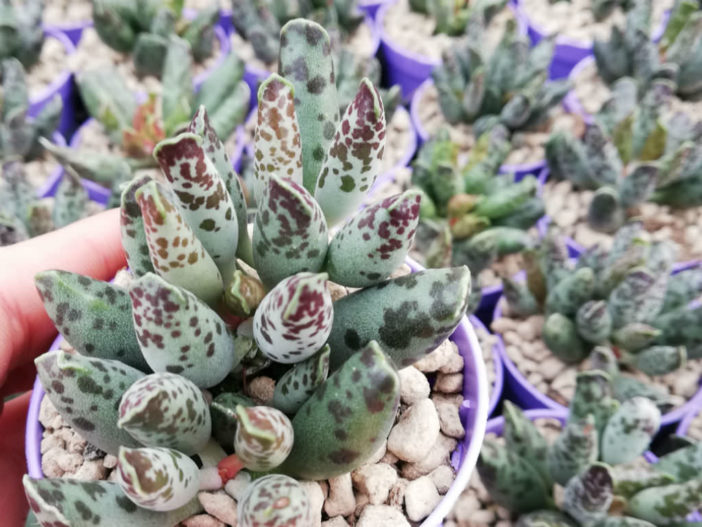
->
{"left": 593, "top": 0, "right": 702, "bottom": 101}
{"left": 501, "top": 225, "right": 702, "bottom": 410}
{"left": 91, "top": 0, "right": 219, "bottom": 78}
{"left": 410, "top": 126, "right": 542, "bottom": 284}
{"left": 478, "top": 373, "right": 702, "bottom": 525}
{"left": 408, "top": 0, "right": 509, "bottom": 36}
{"left": 23, "top": 19, "right": 472, "bottom": 526}
{"left": 547, "top": 77, "right": 702, "bottom": 233}
{"left": 38, "top": 37, "right": 250, "bottom": 195}
{"left": 431, "top": 15, "right": 571, "bottom": 133}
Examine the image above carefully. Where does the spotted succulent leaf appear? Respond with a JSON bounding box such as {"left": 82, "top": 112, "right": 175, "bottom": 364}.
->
{"left": 279, "top": 19, "right": 339, "bottom": 193}
{"left": 654, "top": 441, "right": 702, "bottom": 482}
{"left": 627, "top": 478, "right": 702, "bottom": 525}
{"left": 129, "top": 273, "right": 235, "bottom": 387}
{"left": 135, "top": 180, "right": 224, "bottom": 305}
{"left": 253, "top": 272, "right": 333, "bottom": 364}
{"left": 661, "top": 265, "right": 702, "bottom": 313}
{"left": 547, "top": 415, "right": 599, "bottom": 486}
{"left": 252, "top": 75, "right": 303, "bottom": 205}
{"left": 595, "top": 517, "right": 656, "bottom": 527}
{"left": 545, "top": 267, "right": 595, "bottom": 318}
{"left": 633, "top": 345, "right": 686, "bottom": 376}
{"left": 612, "top": 323, "right": 661, "bottom": 352}
{"left": 234, "top": 405, "right": 294, "bottom": 471}
{"left": 611, "top": 464, "right": 675, "bottom": 499}
{"left": 502, "top": 276, "right": 540, "bottom": 318}
{"left": 653, "top": 304, "right": 702, "bottom": 350}
{"left": 116, "top": 446, "right": 200, "bottom": 512}
{"left": 223, "top": 270, "right": 266, "bottom": 318}
{"left": 575, "top": 300, "right": 612, "bottom": 345}
{"left": 210, "top": 392, "right": 255, "bottom": 450}
{"left": 325, "top": 191, "right": 420, "bottom": 287}
{"left": 118, "top": 372, "right": 211, "bottom": 455}
{"left": 542, "top": 313, "right": 587, "bottom": 364}
{"left": 272, "top": 344, "right": 330, "bottom": 414}
{"left": 562, "top": 464, "right": 614, "bottom": 526}
{"left": 477, "top": 439, "right": 551, "bottom": 514}
{"left": 34, "top": 270, "right": 148, "bottom": 371}
{"left": 608, "top": 267, "right": 665, "bottom": 329}
{"left": 503, "top": 401, "right": 551, "bottom": 487}
{"left": 252, "top": 175, "right": 329, "bottom": 288}
{"left": 328, "top": 266, "right": 471, "bottom": 368}
{"left": 569, "top": 371, "right": 619, "bottom": 438}
{"left": 601, "top": 397, "right": 660, "bottom": 465}
{"left": 23, "top": 476, "right": 201, "bottom": 527}
{"left": 278, "top": 341, "right": 399, "bottom": 480}
{"left": 237, "top": 475, "right": 311, "bottom": 527}
{"left": 35, "top": 350, "right": 144, "bottom": 454}
{"left": 52, "top": 171, "right": 88, "bottom": 229}
{"left": 186, "top": 106, "right": 252, "bottom": 265}
{"left": 120, "top": 175, "right": 158, "bottom": 277}
{"left": 314, "top": 78, "right": 386, "bottom": 226}
{"left": 517, "top": 510, "right": 577, "bottom": 526}
{"left": 153, "top": 132, "right": 239, "bottom": 279}
{"left": 589, "top": 346, "right": 620, "bottom": 378}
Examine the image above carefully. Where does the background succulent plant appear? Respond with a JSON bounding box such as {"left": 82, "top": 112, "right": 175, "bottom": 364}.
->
{"left": 24, "top": 19, "right": 471, "bottom": 525}
{"left": 478, "top": 380, "right": 702, "bottom": 525}
{"left": 91, "top": 0, "right": 219, "bottom": 78}
{"left": 593, "top": 0, "right": 702, "bottom": 101}
{"left": 549, "top": 0, "right": 634, "bottom": 22}
{"left": 410, "top": 126, "right": 541, "bottom": 297}
{"left": 0, "top": 0, "right": 44, "bottom": 68}
{"left": 431, "top": 16, "right": 570, "bottom": 132}
{"left": 502, "top": 226, "right": 702, "bottom": 405}
{"left": 39, "top": 38, "right": 250, "bottom": 195}
{"left": 546, "top": 78, "right": 702, "bottom": 232}
{"left": 409, "top": 0, "right": 509, "bottom": 36}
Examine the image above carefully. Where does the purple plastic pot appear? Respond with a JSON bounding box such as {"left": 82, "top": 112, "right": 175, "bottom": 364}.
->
{"left": 561, "top": 56, "right": 597, "bottom": 124}
{"left": 28, "top": 28, "right": 77, "bottom": 138}
{"left": 470, "top": 315, "right": 504, "bottom": 417}
{"left": 493, "top": 259, "right": 702, "bottom": 428}
{"left": 677, "top": 389, "right": 702, "bottom": 437}
{"left": 410, "top": 78, "right": 549, "bottom": 180}
{"left": 44, "top": 21, "right": 91, "bottom": 46}
{"left": 238, "top": 15, "right": 381, "bottom": 112}
{"left": 26, "top": 257, "right": 489, "bottom": 527}
{"left": 513, "top": 0, "right": 669, "bottom": 80}
{"left": 358, "top": 0, "right": 393, "bottom": 19}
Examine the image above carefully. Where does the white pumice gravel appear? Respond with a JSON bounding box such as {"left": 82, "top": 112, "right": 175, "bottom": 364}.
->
{"left": 27, "top": 36, "right": 69, "bottom": 99}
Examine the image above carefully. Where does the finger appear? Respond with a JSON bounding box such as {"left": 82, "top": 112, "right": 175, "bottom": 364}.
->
{"left": 0, "top": 208, "right": 125, "bottom": 391}
{"left": 0, "top": 391, "right": 31, "bottom": 527}
{"left": 0, "top": 361, "right": 37, "bottom": 401}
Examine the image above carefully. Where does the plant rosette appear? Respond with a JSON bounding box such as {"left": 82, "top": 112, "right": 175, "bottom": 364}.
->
{"left": 513, "top": 0, "right": 671, "bottom": 79}
{"left": 25, "top": 259, "right": 489, "bottom": 526}
{"left": 378, "top": 0, "right": 521, "bottom": 99}
{"left": 410, "top": 79, "right": 583, "bottom": 180}
{"left": 491, "top": 241, "right": 702, "bottom": 428}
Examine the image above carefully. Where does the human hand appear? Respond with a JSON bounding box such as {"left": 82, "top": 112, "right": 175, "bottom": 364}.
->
{"left": 0, "top": 208, "right": 126, "bottom": 526}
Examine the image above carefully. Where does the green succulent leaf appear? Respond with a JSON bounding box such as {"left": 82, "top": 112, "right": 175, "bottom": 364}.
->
{"left": 633, "top": 345, "right": 686, "bottom": 376}
{"left": 612, "top": 323, "right": 661, "bottom": 352}
{"left": 120, "top": 174, "right": 158, "bottom": 278}
{"left": 278, "top": 342, "right": 399, "bottom": 480}
{"left": 34, "top": 270, "right": 147, "bottom": 371}
{"left": 272, "top": 345, "right": 330, "bottom": 414}
{"left": 562, "top": 464, "right": 614, "bottom": 527}
{"left": 601, "top": 397, "right": 660, "bottom": 465}
{"left": 35, "top": 350, "right": 144, "bottom": 454}
{"left": 655, "top": 442, "right": 702, "bottom": 482}
{"left": 576, "top": 300, "right": 612, "bottom": 345}
{"left": 543, "top": 313, "right": 588, "bottom": 363}
{"left": 516, "top": 510, "right": 577, "bottom": 527}
{"left": 608, "top": 267, "right": 666, "bottom": 330}
{"left": 612, "top": 464, "right": 676, "bottom": 499}
{"left": 234, "top": 405, "right": 294, "bottom": 471}
{"left": 660, "top": 265, "right": 702, "bottom": 313}
{"left": 547, "top": 415, "right": 599, "bottom": 486}
{"left": 546, "top": 267, "right": 596, "bottom": 318}
{"left": 628, "top": 479, "right": 702, "bottom": 525}
{"left": 502, "top": 401, "right": 551, "bottom": 486}
{"left": 569, "top": 371, "right": 619, "bottom": 438}
{"left": 118, "top": 372, "right": 211, "bottom": 455}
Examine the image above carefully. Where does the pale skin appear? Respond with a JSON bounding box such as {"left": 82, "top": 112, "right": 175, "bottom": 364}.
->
{"left": 0, "top": 208, "right": 125, "bottom": 526}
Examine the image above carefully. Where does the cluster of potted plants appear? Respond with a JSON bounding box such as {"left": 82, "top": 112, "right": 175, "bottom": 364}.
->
{"left": 3, "top": 0, "right": 702, "bottom": 526}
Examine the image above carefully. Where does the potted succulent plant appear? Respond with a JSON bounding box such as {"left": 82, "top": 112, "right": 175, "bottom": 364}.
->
{"left": 39, "top": 37, "right": 250, "bottom": 204}
{"left": 492, "top": 225, "right": 702, "bottom": 426}
{"left": 476, "top": 372, "right": 702, "bottom": 525}
{"left": 0, "top": 0, "right": 78, "bottom": 135}
{"left": 410, "top": 15, "right": 576, "bottom": 179}
{"left": 22, "top": 19, "right": 489, "bottom": 526}
{"left": 378, "top": 0, "right": 514, "bottom": 98}
{"left": 544, "top": 76, "right": 702, "bottom": 260}
{"left": 514, "top": 0, "right": 672, "bottom": 79}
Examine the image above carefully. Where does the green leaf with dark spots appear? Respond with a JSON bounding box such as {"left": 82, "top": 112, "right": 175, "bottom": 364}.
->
{"left": 120, "top": 174, "right": 157, "bottom": 278}
{"left": 272, "top": 345, "right": 330, "bottom": 414}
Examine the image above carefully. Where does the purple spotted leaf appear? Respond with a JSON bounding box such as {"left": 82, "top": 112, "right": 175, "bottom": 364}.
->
{"left": 601, "top": 397, "right": 661, "bottom": 465}
{"left": 562, "top": 464, "right": 614, "bottom": 526}
{"left": 117, "top": 446, "right": 200, "bottom": 512}
{"left": 34, "top": 270, "right": 148, "bottom": 371}
{"left": 278, "top": 341, "right": 399, "bottom": 480}
{"left": 607, "top": 267, "right": 665, "bottom": 329}
{"left": 314, "top": 78, "right": 386, "bottom": 226}
{"left": 252, "top": 175, "right": 328, "bottom": 288}
{"left": 118, "top": 372, "right": 211, "bottom": 455}
{"left": 252, "top": 74, "right": 303, "bottom": 204}
{"left": 153, "top": 132, "right": 239, "bottom": 280}
{"left": 325, "top": 190, "right": 421, "bottom": 287}
{"left": 279, "top": 19, "right": 339, "bottom": 192}
{"left": 253, "top": 272, "right": 333, "bottom": 364}
{"left": 23, "top": 476, "right": 201, "bottom": 527}
{"left": 327, "top": 267, "right": 472, "bottom": 368}
{"left": 237, "top": 475, "right": 312, "bottom": 527}
{"left": 234, "top": 405, "right": 294, "bottom": 471}
{"left": 35, "top": 350, "right": 144, "bottom": 454}
{"left": 135, "top": 180, "right": 224, "bottom": 306}
{"left": 129, "top": 273, "right": 236, "bottom": 388}
{"left": 272, "top": 344, "right": 330, "bottom": 414}
{"left": 120, "top": 174, "right": 158, "bottom": 277}
{"left": 187, "top": 106, "right": 253, "bottom": 265}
